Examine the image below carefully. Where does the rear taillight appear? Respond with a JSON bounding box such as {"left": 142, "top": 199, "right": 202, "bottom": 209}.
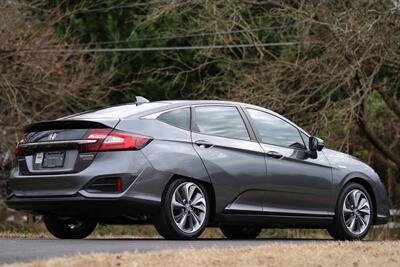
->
{"left": 81, "top": 129, "right": 152, "bottom": 152}
{"left": 15, "top": 136, "right": 27, "bottom": 157}
{"left": 80, "top": 129, "right": 112, "bottom": 152}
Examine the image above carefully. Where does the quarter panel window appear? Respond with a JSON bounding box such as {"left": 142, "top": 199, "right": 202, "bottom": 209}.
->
{"left": 247, "top": 109, "right": 305, "bottom": 149}
{"left": 158, "top": 108, "right": 190, "bottom": 130}
{"left": 194, "top": 106, "right": 250, "bottom": 140}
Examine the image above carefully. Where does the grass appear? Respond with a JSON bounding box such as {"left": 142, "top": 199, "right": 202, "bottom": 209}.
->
{"left": 1, "top": 221, "right": 399, "bottom": 240}
{"left": 2, "top": 241, "right": 400, "bottom": 267}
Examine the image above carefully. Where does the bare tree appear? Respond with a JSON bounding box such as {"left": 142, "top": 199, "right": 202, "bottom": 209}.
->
{"left": 0, "top": 1, "right": 119, "bottom": 200}
{"left": 205, "top": 0, "right": 400, "bottom": 204}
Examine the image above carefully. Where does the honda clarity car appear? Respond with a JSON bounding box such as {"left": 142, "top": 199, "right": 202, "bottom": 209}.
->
{"left": 6, "top": 98, "right": 389, "bottom": 240}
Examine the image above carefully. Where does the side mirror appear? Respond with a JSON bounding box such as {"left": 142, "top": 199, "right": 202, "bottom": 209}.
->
{"left": 309, "top": 136, "right": 324, "bottom": 152}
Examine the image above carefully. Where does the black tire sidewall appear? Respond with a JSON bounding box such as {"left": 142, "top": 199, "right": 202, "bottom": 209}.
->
{"left": 220, "top": 226, "right": 261, "bottom": 239}
{"left": 162, "top": 179, "right": 210, "bottom": 239}
{"left": 336, "top": 183, "right": 373, "bottom": 239}
{"left": 43, "top": 215, "right": 97, "bottom": 239}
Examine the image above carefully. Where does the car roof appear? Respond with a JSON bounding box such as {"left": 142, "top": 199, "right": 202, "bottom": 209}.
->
{"left": 154, "top": 100, "right": 289, "bottom": 120}
{"left": 157, "top": 100, "right": 273, "bottom": 111}
{"left": 154, "top": 100, "right": 309, "bottom": 135}
{"left": 65, "top": 100, "right": 307, "bottom": 134}
{"left": 68, "top": 99, "right": 274, "bottom": 119}
{"left": 68, "top": 100, "right": 252, "bottom": 120}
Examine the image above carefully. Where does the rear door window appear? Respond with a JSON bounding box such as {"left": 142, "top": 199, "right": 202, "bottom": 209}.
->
{"left": 193, "top": 106, "right": 250, "bottom": 140}
{"left": 158, "top": 108, "right": 190, "bottom": 130}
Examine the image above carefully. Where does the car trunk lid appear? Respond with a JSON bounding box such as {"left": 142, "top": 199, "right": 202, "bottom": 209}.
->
{"left": 17, "top": 118, "right": 119, "bottom": 175}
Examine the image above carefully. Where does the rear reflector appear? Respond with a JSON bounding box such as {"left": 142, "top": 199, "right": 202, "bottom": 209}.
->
{"left": 116, "top": 177, "right": 122, "bottom": 192}
{"left": 86, "top": 177, "right": 123, "bottom": 193}
{"left": 81, "top": 129, "right": 152, "bottom": 152}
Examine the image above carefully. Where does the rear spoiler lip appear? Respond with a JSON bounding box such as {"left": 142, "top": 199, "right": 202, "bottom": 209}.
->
{"left": 24, "top": 118, "right": 120, "bottom": 133}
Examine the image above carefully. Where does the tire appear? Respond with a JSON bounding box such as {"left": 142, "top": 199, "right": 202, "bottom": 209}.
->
{"left": 220, "top": 226, "right": 261, "bottom": 239}
{"left": 154, "top": 179, "right": 210, "bottom": 240}
{"left": 43, "top": 215, "right": 97, "bottom": 239}
{"left": 328, "top": 183, "right": 374, "bottom": 240}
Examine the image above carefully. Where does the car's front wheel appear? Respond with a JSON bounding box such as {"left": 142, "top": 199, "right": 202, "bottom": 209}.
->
{"left": 154, "top": 179, "right": 209, "bottom": 240}
{"left": 220, "top": 226, "right": 261, "bottom": 239}
{"left": 328, "top": 183, "right": 373, "bottom": 240}
{"left": 43, "top": 215, "right": 97, "bottom": 239}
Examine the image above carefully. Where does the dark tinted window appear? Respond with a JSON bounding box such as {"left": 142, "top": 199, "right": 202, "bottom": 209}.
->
{"left": 194, "top": 106, "right": 250, "bottom": 140}
{"left": 247, "top": 109, "right": 305, "bottom": 149}
{"left": 158, "top": 108, "right": 190, "bottom": 129}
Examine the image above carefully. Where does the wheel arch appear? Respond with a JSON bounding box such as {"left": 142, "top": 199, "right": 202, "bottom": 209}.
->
{"left": 163, "top": 174, "right": 217, "bottom": 224}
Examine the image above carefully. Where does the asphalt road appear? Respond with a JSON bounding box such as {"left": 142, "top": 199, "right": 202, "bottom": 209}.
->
{"left": 0, "top": 238, "right": 334, "bottom": 264}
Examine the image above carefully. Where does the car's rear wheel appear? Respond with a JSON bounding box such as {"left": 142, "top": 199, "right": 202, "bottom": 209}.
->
{"left": 328, "top": 183, "right": 373, "bottom": 240}
{"left": 220, "top": 226, "right": 261, "bottom": 239}
{"left": 43, "top": 215, "right": 97, "bottom": 239}
{"left": 154, "top": 179, "right": 209, "bottom": 240}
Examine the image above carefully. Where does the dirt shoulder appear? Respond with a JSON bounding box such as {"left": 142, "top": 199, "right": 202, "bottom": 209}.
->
{"left": 2, "top": 241, "right": 399, "bottom": 267}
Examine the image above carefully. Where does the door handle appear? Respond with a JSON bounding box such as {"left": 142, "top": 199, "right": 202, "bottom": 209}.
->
{"left": 194, "top": 140, "right": 213, "bottom": 148}
{"left": 266, "top": 151, "right": 283, "bottom": 159}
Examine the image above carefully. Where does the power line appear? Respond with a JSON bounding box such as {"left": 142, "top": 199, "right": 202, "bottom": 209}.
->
{"left": 43, "top": 24, "right": 300, "bottom": 47}
{"left": 7, "top": 0, "right": 186, "bottom": 16}
{"left": 103, "top": 25, "right": 298, "bottom": 44}
{"left": 68, "top": 0, "right": 176, "bottom": 14}
{"left": 2, "top": 42, "right": 302, "bottom": 54}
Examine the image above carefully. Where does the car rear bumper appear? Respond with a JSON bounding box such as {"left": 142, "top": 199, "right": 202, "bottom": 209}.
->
{"left": 10, "top": 151, "right": 149, "bottom": 197}
{"left": 5, "top": 193, "right": 159, "bottom": 218}
{"left": 7, "top": 150, "right": 175, "bottom": 218}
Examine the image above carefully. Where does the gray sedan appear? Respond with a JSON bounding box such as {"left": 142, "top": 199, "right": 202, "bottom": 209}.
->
{"left": 6, "top": 98, "right": 389, "bottom": 240}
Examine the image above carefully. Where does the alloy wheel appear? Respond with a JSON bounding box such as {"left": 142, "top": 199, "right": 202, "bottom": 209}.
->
{"left": 170, "top": 182, "right": 207, "bottom": 233}
{"left": 342, "top": 189, "right": 371, "bottom": 235}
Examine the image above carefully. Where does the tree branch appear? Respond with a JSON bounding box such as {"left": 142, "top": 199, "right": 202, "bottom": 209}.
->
{"left": 378, "top": 88, "right": 400, "bottom": 121}
{"left": 357, "top": 94, "right": 400, "bottom": 168}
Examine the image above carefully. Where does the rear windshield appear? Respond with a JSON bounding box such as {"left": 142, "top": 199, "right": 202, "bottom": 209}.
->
{"left": 71, "top": 103, "right": 169, "bottom": 119}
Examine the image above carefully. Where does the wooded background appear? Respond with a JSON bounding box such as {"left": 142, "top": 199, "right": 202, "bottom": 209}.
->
{"left": 1, "top": 0, "right": 399, "bottom": 213}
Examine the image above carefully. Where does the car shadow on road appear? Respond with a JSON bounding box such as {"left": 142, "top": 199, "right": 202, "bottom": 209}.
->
{"left": 84, "top": 237, "right": 336, "bottom": 241}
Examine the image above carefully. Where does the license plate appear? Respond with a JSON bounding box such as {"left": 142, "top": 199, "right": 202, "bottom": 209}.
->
{"left": 42, "top": 151, "right": 65, "bottom": 168}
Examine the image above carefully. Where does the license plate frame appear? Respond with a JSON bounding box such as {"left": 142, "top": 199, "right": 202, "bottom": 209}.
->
{"left": 41, "top": 151, "right": 66, "bottom": 168}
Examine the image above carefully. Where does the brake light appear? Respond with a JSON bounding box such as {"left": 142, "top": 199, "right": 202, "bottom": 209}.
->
{"left": 81, "top": 129, "right": 152, "bottom": 152}
{"left": 15, "top": 135, "right": 27, "bottom": 157}
{"left": 81, "top": 129, "right": 112, "bottom": 152}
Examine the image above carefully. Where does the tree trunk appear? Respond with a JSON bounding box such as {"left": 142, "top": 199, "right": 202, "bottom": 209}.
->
{"left": 387, "top": 167, "right": 396, "bottom": 207}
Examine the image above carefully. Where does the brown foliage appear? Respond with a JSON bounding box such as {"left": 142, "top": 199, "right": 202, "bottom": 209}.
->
{"left": 198, "top": 1, "right": 400, "bottom": 203}
{"left": 0, "top": 2, "right": 116, "bottom": 197}
{"left": 0, "top": 0, "right": 399, "bottom": 206}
